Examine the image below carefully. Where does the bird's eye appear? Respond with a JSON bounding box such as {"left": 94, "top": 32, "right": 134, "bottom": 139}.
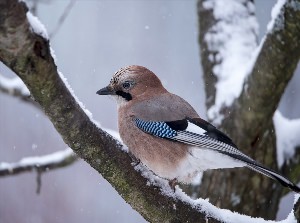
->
{"left": 122, "top": 82, "right": 131, "bottom": 89}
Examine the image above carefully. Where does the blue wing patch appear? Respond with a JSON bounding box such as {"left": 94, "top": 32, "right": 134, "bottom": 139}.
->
{"left": 134, "top": 118, "right": 177, "bottom": 138}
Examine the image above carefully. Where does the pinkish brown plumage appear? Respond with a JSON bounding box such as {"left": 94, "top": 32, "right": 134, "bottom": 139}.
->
{"left": 109, "top": 66, "right": 202, "bottom": 181}
{"left": 96, "top": 65, "right": 300, "bottom": 192}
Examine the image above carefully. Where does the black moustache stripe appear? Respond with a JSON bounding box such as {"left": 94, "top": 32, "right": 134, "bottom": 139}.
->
{"left": 116, "top": 91, "right": 132, "bottom": 101}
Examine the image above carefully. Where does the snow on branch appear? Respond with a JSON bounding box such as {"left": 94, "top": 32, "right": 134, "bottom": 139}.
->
{"left": 26, "top": 11, "right": 48, "bottom": 39}
{"left": 274, "top": 111, "right": 300, "bottom": 168}
{"left": 136, "top": 163, "right": 299, "bottom": 223}
{"left": 202, "top": 0, "right": 259, "bottom": 124}
{"left": 0, "top": 73, "right": 30, "bottom": 97}
{"left": 267, "top": 0, "right": 287, "bottom": 32}
{"left": 0, "top": 72, "right": 40, "bottom": 107}
{"left": 0, "top": 148, "right": 77, "bottom": 177}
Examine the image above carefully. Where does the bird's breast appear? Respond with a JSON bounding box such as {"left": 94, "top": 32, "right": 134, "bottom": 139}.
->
{"left": 118, "top": 111, "right": 198, "bottom": 182}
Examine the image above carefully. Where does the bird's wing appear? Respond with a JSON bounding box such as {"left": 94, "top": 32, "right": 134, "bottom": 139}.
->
{"left": 134, "top": 117, "right": 300, "bottom": 192}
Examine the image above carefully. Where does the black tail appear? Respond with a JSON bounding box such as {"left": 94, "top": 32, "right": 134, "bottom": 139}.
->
{"left": 247, "top": 164, "right": 300, "bottom": 193}
{"left": 219, "top": 150, "right": 300, "bottom": 193}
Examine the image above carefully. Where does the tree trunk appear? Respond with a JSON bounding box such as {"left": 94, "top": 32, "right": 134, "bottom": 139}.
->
{"left": 198, "top": 0, "right": 300, "bottom": 219}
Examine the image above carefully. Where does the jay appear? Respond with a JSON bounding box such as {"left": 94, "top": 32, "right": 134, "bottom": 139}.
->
{"left": 97, "top": 65, "right": 300, "bottom": 193}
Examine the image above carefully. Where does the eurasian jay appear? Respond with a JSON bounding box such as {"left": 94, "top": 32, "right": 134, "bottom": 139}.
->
{"left": 97, "top": 65, "right": 300, "bottom": 193}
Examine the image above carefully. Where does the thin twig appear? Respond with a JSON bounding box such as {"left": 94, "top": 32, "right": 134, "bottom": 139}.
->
{"left": 0, "top": 73, "right": 40, "bottom": 108}
{"left": 49, "top": 0, "right": 76, "bottom": 39}
{"left": 0, "top": 148, "right": 78, "bottom": 177}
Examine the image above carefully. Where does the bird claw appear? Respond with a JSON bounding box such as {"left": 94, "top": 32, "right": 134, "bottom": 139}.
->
{"left": 129, "top": 152, "right": 141, "bottom": 166}
{"left": 169, "top": 178, "right": 178, "bottom": 192}
{"left": 132, "top": 159, "right": 141, "bottom": 167}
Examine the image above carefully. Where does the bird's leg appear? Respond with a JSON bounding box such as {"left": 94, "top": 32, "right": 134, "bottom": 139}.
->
{"left": 169, "top": 178, "right": 178, "bottom": 192}
{"left": 129, "top": 152, "right": 141, "bottom": 166}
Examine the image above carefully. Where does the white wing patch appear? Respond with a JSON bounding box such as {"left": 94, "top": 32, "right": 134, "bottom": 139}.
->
{"left": 185, "top": 121, "right": 206, "bottom": 135}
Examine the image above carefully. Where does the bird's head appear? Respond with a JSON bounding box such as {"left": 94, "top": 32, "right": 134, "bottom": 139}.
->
{"left": 97, "top": 65, "right": 166, "bottom": 106}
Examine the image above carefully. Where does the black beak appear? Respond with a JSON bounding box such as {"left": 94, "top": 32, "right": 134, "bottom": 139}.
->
{"left": 96, "top": 86, "right": 115, "bottom": 95}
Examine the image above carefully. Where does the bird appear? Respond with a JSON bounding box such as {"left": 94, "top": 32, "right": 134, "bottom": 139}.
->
{"left": 96, "top": 65, "right": 300, "bottom": 193}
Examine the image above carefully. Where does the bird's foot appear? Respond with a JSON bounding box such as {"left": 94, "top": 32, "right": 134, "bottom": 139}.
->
{"left": 169, "top": 178, "right": 178, "bottom": 192}
{"left": 129, "top": 152, "right": 141, "bottom": 166}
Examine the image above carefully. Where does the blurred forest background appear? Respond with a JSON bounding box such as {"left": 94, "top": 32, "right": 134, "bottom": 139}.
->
{"left": 0, "top": 0, "right": 300, "bottom": 222}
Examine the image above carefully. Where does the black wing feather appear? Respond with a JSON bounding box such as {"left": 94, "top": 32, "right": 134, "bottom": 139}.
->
{"left": 165, "top": 119, "right": 188, "bottom": 131}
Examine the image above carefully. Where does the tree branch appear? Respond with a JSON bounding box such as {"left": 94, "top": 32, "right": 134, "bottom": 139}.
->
{"left": 198, "top": 0, "right": 300, "bottom": 218}
{"left": 221, "top": 0, "right": 300, "bottom": 212}
{"left": 222, "top": 0, "right": 300, "bottom": 147}
{"left": 0, "top": 0, "right": 299, "bottom": 222}
{"left": 0, "top": 70, "right": 79, "bottom": 177}
{"left": 49, "top": 0, "right": 76, "bottom": 39}
{"left": 0, "top": 72, "right": 39, "bottom": 107}
{"left": 198, "top": 0, "right": 259, "bottom": 124}
{"left": 0, "top": 148, "right": 77, "bottom": 177}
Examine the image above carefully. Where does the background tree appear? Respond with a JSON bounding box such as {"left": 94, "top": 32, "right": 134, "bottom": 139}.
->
{"left": 0, "top": 0, "right": 300, "bottom": 222}
{"left": 197, "top": 0, "right": 300, "bottom": 219}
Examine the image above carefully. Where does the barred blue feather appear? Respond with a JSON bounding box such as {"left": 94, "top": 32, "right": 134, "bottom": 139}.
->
{"left": 134, "top": 118, "right": 177, "bottom": 138}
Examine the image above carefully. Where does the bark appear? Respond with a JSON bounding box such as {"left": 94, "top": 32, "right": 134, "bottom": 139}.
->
{"left": 198, "top": 0, "right": 218, "bottom": 110}
{"left": 198, "top": 0, "right": 300, "bottom": 219}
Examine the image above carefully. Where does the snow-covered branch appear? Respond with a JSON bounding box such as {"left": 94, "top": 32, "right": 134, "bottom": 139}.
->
{"left": 222, "top": 0, "right": 300, "bottom": 141}
{"left": 136, "top": 162, "right": 300, "bottom": 223}
{"left": 0, "top": 73, "right": 38, "bottom": 106}
{"left": 200, "top": 0, "right": 300, "bottom": 136}
{"left": 49, "top": 0, "right": 76, "bottom": 39}
{"left": 0, "top": 74, "right": 29, "bottom": 95}
{"left": 0, "top": 148, "right": 77, "bottom": 177}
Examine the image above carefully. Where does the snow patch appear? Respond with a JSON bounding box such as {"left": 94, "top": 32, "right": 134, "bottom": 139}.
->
{"left": 103, "top": 127, "right": 127, "bottom": 151}
{"left": 267, "top": 0, "right": 286, "bottom": 32}
{"left": 19, "top": 148, "right": 73, "bottom": 166}
{"left": 134, "top": 161, "right": 298, "bottom": 223}
{"left": 104, "top": 128, "right": 121, "bottom": 142}
{"left": 26, "top": 12, "right": 48, "bottom": 39}
{"left": 58, "top": 71, "right": 93, "bottom": 120}
{"left": 203, "top": 0, "right": 259, "bottom": 124}
{"left": 0, "top": 148, "right": 74, "bottom": 171}
{"left": 0, "top": 75, "right": 30, "bottom": 95}
{"left": 273, "top": 111, "right": 300, "bottom": 168}
{"left": 134, "top": 163, "right": 176, "bottom": 198}
{"left": 50, "top": 46, "right": 57, "bottom": 63}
